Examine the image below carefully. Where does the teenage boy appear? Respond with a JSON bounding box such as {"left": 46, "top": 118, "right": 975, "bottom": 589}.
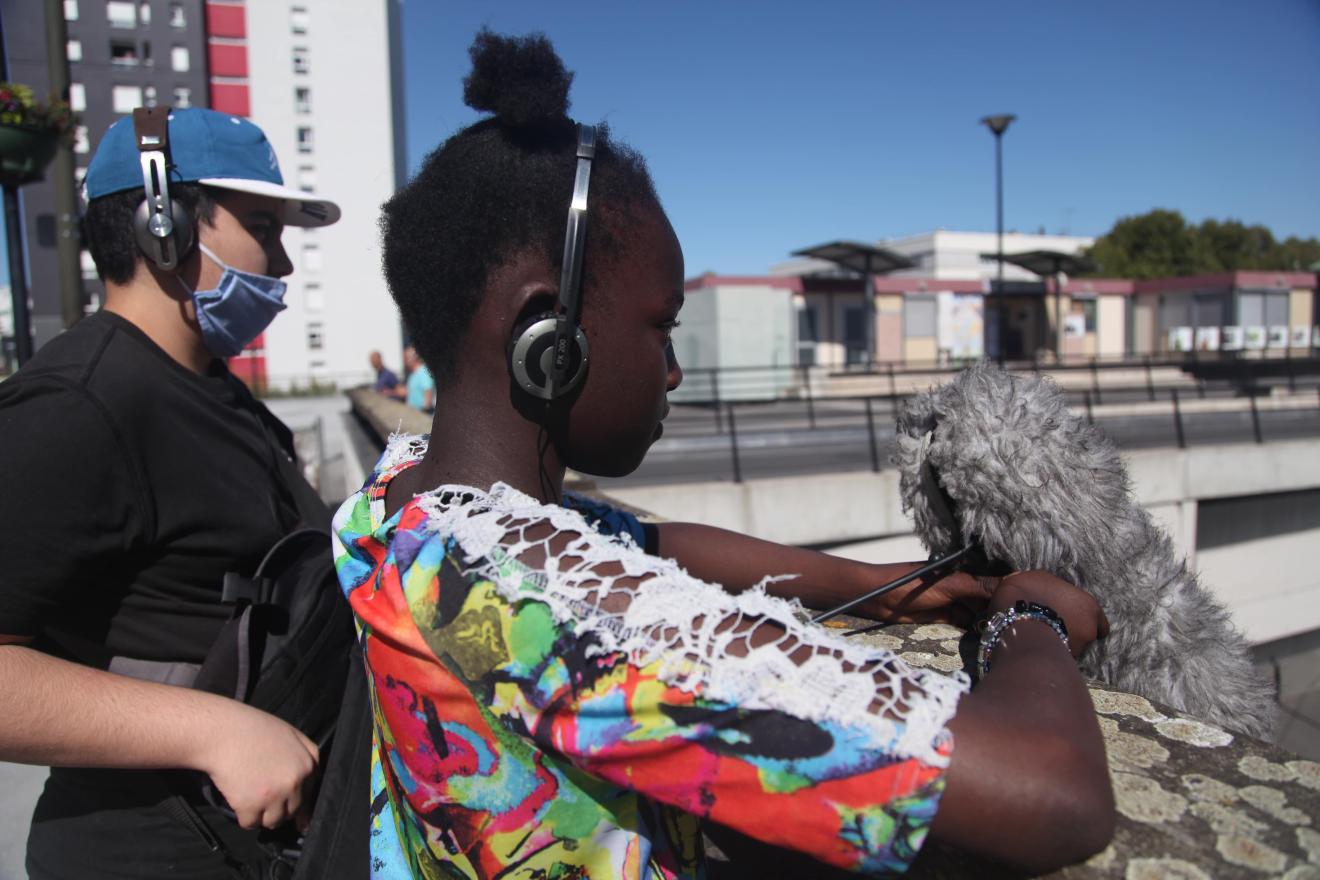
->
{"left": 0, "top": 108, "right": 341, "bottom": 879}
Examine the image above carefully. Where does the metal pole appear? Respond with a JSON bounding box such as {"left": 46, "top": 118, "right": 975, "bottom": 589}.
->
{"left": 44, "top": 0, "right": 83, "bottom": 328}
{"left": 995, "top": 130, "right": 1004, "bottom": 300}
{"left": 1054, "top": 268, "right": 1063, "bottom": 362}
{"left": 981, "top": 115, "right": 1014, "bottom": 361}
{"left": 710, "top": 369, "right": 722, "bottom": 434}
{"left": 1248, "top": 376, "right": 1263, "bottom": 444}
{"left": 801, "top": 363, "right": 816, "bottom": 430}
{"left": 864, "top": 397, "right": 880, "bottom": 472}
{"left": 1171, "top": 389, "right": 1186, "bottom": 449}
{"left": 0, "top": 13, "right": 34, "bottom": 366}
{"left": 726, "top": 403, "right": 743, "bottom": 484}
{"left": 4, "top": 186, "right": 33, "bottom": 364}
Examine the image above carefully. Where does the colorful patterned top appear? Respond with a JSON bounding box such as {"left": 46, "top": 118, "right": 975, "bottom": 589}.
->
{"left": 332, "top": 436, "right": 969, "bottom": 879}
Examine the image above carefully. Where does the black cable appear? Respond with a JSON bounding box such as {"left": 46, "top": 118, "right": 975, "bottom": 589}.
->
{"left": 810, "top": 545, "right": 973, "bottom": 626}
{"left": 536, "top": 408, "right": 559, "bottom": 505}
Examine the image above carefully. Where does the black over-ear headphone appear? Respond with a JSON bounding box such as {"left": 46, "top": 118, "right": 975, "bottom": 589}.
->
{"left": 507, "top": 124, "right": 596, "bottom": 400}
{"left": 131, "top": 106, "right": 195, "bottom": 272}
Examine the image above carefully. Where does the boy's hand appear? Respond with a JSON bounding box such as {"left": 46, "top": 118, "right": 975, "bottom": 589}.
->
{"left": 196, "top": 702, "right": 320, "bottom": 831}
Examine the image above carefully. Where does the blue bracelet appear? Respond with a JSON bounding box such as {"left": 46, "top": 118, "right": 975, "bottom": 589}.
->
{"left": 977, "top": 600, "right": 1070, "bottom": 678}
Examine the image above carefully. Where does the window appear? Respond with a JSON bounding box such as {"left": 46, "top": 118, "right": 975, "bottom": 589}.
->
{"left": 110, "top": 39, "right": 140, "bottom": 66}
{"left": 74, "top": 125, "right": 89, "bottom": 154}
{"left": 292, "top": 46, "right": 309, "bottom": 74}
{"left": 1238, "top": 291, "right": 1288, "bottom": 328}
{"left": 63, "top": 0, "right": 78, "bottom": 21}
{"left": 294, "top": 86, "right": 311, "bottom": 114}
{"left": 1082, "top": 299, "right": 1097, "bottom": 333}
{"left": 106, "top": 0, "right": 137, "bottom": 28}
{"left": 290, "top": 5, "right": 309, "bottom": 34}
{"left": 904, "top": 295, "right": 938, "bottom": 337}
{"left": 296, "top": 126, "right": 313, "bottom": 153}
{"left": 66, "top": 39, "right": 82, "bottom": 62}
{"left": 143, "top": 84, "right": 157, "bottom": 107}
{"left": 305, "top": 284, "right": 324, "bottom": 311}
{"left": 171, "top": 46, "right": 190, "bottom": 72}
{"left": 173, "top": 86, "right": 192, "bottom": 108}
{"left": 169, "top": 2, "right": 185, "bottom": 27}
{"left": 297, "top": 164, "right": 316, "bottom": 192}
{"left": 302, "top": 244, "right": 322, "bottom": 273}
{"left": 307, "top": 322, "right": 325, "bottom": 351}
{"left": 111, "top": 84, "right": 143, "bottom": 113}
{"left": 138, "top": 2, "right": 151, "bottom": 24}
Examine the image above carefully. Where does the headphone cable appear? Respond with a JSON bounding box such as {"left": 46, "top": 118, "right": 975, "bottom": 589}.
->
{"left": 537, "top": 410, "right": 560, "bottom": 506}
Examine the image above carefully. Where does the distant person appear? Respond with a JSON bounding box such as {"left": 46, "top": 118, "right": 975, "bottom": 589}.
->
{"left": 369, "top": 349, "right": 401, "bottom": 395}
{"left": 332, "top": 30, "right": 1114, "bottom": 879}
{"left": 402, "top": 345, "right": 435, "bottom": 412}
{"left": 0, "top": 107, "right": 342, "bottom": 879}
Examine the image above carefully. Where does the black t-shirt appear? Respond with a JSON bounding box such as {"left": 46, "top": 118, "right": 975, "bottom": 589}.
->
{"left": 0, "top": 311, "right": 310, "bottom": 665}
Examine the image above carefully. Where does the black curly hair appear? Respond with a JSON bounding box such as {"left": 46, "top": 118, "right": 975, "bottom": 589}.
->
{"left": 381, "top": 29, "right": 661, "bottom": 384}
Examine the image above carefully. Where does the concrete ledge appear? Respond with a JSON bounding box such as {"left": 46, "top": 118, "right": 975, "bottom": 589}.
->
{"left": 345, "top": 386, "right": 431, "bottom": 441}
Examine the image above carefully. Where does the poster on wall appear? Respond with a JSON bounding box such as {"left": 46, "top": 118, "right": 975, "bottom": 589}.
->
{"left": 1292, "top": 326, "right": 1311, "bottom": 348}
{"left": 1243, "top": 326, "right": 1267, "bottom": 350}
{"left": 1266, "top": 326, "right": 1289, "bottom": 348}
{"left": 937, "top": 293, "right": 984, "bottom": 360}
{"left": 1221, "top": 326, "right": 1243, "bottom": 350}
{"left": 1195, "top": 326, "right": 1220, "bottom": 351}
{"left": 1166, "top": 326, "right": 1193, "bottom": 352}
{"left": 1063, "top": 314, "right": 1086, "bottom": 338}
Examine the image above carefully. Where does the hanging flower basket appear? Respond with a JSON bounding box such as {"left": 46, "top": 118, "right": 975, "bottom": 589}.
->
{"left": 0, "top": 123, "right": 59, "bottom": 186}
{"left": 0, "top": 83, "right": 76, "bottom": 188}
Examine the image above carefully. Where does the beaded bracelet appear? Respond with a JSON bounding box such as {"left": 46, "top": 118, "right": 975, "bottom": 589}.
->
{"left": 977, "top": 600, "right": 1070, "bottom": 678}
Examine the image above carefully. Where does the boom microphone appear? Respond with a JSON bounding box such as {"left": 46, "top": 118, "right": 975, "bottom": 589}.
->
{"left": 892, "top": 363, "right": 1275, "bottom": 740}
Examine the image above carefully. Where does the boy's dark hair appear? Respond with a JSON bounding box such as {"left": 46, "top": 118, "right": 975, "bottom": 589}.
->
{"left": 381, "top": 29, "right": 660, "bottom": 385}
{"left": 83, "top": 183, "right": 218, "bottom": 284}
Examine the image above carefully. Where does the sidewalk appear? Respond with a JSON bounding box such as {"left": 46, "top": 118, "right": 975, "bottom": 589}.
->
{"left": 0, "top": 763, "right": 47, "bottom": 880}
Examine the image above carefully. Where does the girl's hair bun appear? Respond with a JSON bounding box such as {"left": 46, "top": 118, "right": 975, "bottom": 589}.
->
{"left": 463, "top": 29, "right": 573, "bottom": 127}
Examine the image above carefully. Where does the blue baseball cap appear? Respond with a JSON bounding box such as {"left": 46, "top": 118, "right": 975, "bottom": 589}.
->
{"left": 85, "top": 107, "right": 340, "bottom": 228}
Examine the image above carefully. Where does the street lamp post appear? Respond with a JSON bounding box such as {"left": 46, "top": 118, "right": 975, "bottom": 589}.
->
{"left": 980, "top": 114, "right": 1015, "bottom": 359}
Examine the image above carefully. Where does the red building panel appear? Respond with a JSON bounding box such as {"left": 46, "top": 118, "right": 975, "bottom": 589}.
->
{"left": 208, "top": 42, "right": 249, "bottom": 78}
{"left": 205, "top": 2, "right": 247, "bottom": 39}
{"left": 209, "top": 82, "right": 250, "bottom": 116}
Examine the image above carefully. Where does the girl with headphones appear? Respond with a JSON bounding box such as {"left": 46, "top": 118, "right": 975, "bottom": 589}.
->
{"left": 332, "top": 30, "right": 1114, "bottom": 879}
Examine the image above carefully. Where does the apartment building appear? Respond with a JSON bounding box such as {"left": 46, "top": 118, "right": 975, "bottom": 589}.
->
{"left": 2, "top": 0, "right": 406, "bottom": 389}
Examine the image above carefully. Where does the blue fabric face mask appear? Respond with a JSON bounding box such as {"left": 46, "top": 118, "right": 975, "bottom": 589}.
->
{"left": 182, "top": 243, "right": 288, "bottom": 359}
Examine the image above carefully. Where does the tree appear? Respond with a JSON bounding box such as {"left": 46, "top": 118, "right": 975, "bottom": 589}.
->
{"left": 1082, "top": 210, "right": 1320, "bottom": 278}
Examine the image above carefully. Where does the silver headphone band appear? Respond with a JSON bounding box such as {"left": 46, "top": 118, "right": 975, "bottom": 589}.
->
{"left": 550, "top": 124, "right": 596, "bottom": 396}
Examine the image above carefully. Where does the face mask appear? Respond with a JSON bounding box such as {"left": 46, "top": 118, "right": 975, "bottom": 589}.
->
{"left": 181, "top": 243, "right": 288, "bottom": 359}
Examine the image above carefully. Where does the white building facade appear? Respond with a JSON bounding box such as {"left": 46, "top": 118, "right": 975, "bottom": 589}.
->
{"left": 240, "top": 0, "right": 406, "bottom": 390}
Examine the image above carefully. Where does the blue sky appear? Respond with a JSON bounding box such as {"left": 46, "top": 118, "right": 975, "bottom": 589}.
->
{"left": 4, "top": 0, "right": 1318, "bottom": 288}
{"left": 400, "top": 0, "right": 1320, "bottom": 275}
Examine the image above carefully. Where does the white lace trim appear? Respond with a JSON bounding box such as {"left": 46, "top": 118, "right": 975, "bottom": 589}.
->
{"left": 386, "top": 435, "right": 967, "bottom": 768}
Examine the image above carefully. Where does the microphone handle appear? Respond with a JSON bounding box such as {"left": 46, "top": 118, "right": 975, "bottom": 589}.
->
{"left": 810, "top": 545, "right": 973, "bottom": 625}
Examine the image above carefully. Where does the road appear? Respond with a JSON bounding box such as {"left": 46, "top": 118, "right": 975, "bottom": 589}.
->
{"left": 595, "top": 397, "right": 1320, "bottom": 489}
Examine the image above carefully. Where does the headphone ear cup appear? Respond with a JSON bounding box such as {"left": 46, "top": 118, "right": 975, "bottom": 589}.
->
{"left": 507, "top": 311, "right": 590, "bottom": 401}
{"left": 133, "top": 196, "right": 195, "bottom": 272}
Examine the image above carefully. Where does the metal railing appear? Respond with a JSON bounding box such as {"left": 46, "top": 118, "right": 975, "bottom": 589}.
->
{"left": 670, "top": 349, "right": 1320, "bottom": 408}
{"left": 655, "top": 355, "right": 1320, "bottom": 485}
